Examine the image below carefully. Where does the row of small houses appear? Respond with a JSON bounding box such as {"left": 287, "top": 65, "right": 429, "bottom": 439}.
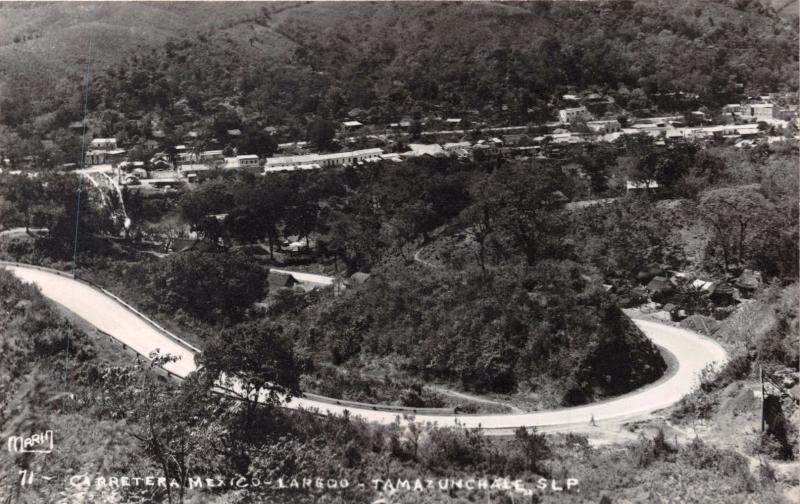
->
{"left": 636, "top": 268, "right": 763, "bottom": 321}
{"left": 559, "top": 99, "right": 796, "bottom": 126}
{"left": 86, "top": 116, "right": 789, "bottom": 183}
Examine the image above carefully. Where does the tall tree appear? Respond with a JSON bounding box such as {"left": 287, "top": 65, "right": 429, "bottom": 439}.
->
{"left": 699, "top": 185, "right": 773, "bottom": 270}
{"left": 494, "top": 166, "right": 568, "bottom": 265}
{"left": 306, "top": 116, "right": 337, "bottom": 151}
{"left": 197, "top": 321, "right": 303, "bottom": 434}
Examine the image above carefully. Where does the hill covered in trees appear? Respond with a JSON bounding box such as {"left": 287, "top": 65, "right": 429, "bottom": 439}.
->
{"left": 1, "top": 0, "right": 797, "bottom": 166}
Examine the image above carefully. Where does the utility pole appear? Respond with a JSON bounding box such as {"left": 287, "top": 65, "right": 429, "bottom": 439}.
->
{"left": 760, "top": 366, "right": 765, "bottom": 432}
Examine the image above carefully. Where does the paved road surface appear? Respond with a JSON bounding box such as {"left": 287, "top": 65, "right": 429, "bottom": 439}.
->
{"left": 270, "top": 268, "right": 334, "bottom": 286}
{"left": 6, "top": 264, "right": 727, "bottom": 431}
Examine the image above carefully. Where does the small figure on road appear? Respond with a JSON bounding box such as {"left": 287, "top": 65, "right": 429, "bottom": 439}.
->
{"left": 590, "top": 414, "right": 596, "bottom": 427}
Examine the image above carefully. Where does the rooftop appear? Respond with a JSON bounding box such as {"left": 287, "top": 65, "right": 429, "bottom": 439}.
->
{"left": 266, "top": 148, "right": 384, "bottom": 166}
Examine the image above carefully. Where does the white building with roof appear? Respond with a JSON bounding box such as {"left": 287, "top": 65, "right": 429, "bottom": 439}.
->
{"left": 558, "top": 106, "right": 590, "bottom": 123}
{"left": 626, "top": 180, "right": 659, "bottom": 192}
{"left": 744, "top": 103, "right": 774, "bottom": 120}
{"left": 443, "top": 141, "right": 472, "bottom": 152}
{"left": 406, "top": 144, "right": 445, "bottom": 157}
{"left": 179, "top": 164, "right": 213, "bottom": 181}
{"left": 586, "top": 119, "right": 621, "bottom": 134}
{"left": 264, "top": 148, "right": 384, "bottom": 172}
{"left": 224, "top": 154, "right": 260, "bottom": 169}
{"left": 199, "top": 150, "right": 225, "bottom": 167}
{"left": 84, "top": 148, "right": 125, "bottom": 166}
{"left": 90, "top": 138, "right": 117, "bottom": 150}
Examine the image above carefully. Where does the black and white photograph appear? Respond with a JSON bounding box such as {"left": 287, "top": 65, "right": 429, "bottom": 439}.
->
{"left": 0, "top": 1, "right": 798, "bottom": 502}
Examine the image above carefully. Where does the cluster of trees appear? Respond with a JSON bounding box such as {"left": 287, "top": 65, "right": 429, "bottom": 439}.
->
{"left": 282, "top": 261, "right": 666, "bottom": 403}
{"left": 619, "top": 135, "right": 728, "bottom": 194}
{"left": 98, "top": 0, "right": 794, "bottom": 129}
{"left": 699, "top": 185, "right": 795, "bottom": 276}
{"left": 0, "top": 172, "right": 114, "bottom": 257}
{"left": 571, "top": 198, "right": 687, "bottom": 285}
{"left": 178, "top": 157, "right": 472, "bottom": 274}
{"left": 177, "top": 171, "right": 325, "bottom": 257}
{"left": 75, "top": 251, "right": 267, "bottom": 325}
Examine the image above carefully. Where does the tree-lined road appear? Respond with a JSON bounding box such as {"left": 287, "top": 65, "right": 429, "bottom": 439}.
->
{"left": 5, "top": 263, "right": 728, "bottom": 432}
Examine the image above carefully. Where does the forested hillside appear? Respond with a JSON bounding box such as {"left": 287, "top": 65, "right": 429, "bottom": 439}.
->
{"left": 0, "top": 0, "right": 797, "bottom": 166}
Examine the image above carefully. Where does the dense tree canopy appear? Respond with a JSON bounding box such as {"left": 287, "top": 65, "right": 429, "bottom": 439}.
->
{"left": 145, "top": 250, "right": 266, "bottom": 321}
{"left": 2, "top": 0, "right": 796, "bottom": 166}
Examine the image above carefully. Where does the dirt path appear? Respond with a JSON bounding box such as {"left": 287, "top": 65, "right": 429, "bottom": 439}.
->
{"left": 413, "top": 246, "right": 439, "bottom": 268}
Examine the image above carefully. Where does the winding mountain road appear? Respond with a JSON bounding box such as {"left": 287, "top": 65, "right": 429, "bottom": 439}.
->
{"left": 4, "top": 263, "right": 728, "bottom": 432}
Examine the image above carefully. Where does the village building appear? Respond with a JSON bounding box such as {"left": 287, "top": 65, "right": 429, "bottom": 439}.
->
{"left": 224, "top": 154, "right": 260, "bottom": 169}
{"left": 442, "top": 141, "right": 472, "bottom": 157}
{"left": 150, "top": 154, "right": 173, "bottom": 170}
{"left": 586, "top": 119, "right": 621, "bottom": 134}
{"left": 264, "top": 148, "right": 384, "bottom": 172}
{"left": 199, "top": 150, "right": 225, "bottom": 165}
{"left": 626, "top": 179, "right": 660, "bottom": 192}
{"left": 501, "top": 134, "right": 532, "bottom": 146}
{"left": 177, "top": 151, "right": 196, "bottom": 166}
{"left": 84, "top": 148, "right": 125, "bottom": 166}
{"left": 442, "top": 141, "right": 471, "bottom": 152}
{"left": 90, "top": 138, "right": 117, "bottom": 150}
{"left": 405, "top": 143, "right": 445, "bottom": 157}
{"left": 276, "top": 141, "right": 309, "bottom": 152}
{"left": 744, "top": 103, "right": 775, "bottom": 120}
{"left": 179, "top": 164, "right": 213, "bottom": 182}
{"left": 472, "top": 140, "right": 502, "bottom": 158}
{"left": 342, "top": 120, "right": 363, "bottom": 131}
{"left": 558, "top": 106, "right": 590, "bottom": 123}
{"left": 379, "top": 153, "right": 403, "bottom": 163}
{"left": 131, "top": 167, "right": 148, "bottom": 179}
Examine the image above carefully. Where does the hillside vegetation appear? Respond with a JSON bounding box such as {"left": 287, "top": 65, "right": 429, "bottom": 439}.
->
{"left": 0, "top": 0, "right": 797, "bottom": 166}
{"left": 1, "top": 269, "right": 792, "bottom": 503}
